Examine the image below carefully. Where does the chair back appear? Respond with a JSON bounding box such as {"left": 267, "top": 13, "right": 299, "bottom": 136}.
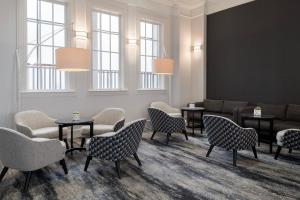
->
{"left": 150, "top": 101, "right": 176, "bottom": 113}
{"left": 15, "top": 110, "right": 54, "bottom": 130}
{"left": 93, "top": 108, "right": 125, "bottom": 125}
{"left": 148, "top": 108, "right": 171, "bottom": 131}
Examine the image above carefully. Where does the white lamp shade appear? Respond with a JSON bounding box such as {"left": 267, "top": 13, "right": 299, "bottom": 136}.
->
{"left": 152, "top": 58, "right": 174, "bottom": 75}
{"left": 55, "top": 48, "right": 90, "bottom": 72}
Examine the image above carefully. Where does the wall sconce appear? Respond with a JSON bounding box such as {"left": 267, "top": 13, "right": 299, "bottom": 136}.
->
{"left": 75, "top": 31, "right": 88, "bottom": 40}
{"left": 127, "top": 38, "right": 137, "bottom": 46}
{"left": 192, "top": 44, "right": 203, "bottom": 52}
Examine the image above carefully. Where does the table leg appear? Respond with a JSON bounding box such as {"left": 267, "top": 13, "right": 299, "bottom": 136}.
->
{"left": 270, "top": 120, "right": 274, "bottom": 154}
{"left": 71, "top": 125, "right": 74, "bottom": 149}
{"left": 181, "top": 110, "right": 184, "bottom": 117}
{"left": 90, "top": 122, "right": 94, "bottom": 138}
{"left": 192, "top": 112, "right": 195, "bottom": 135}
{"left": 59, "top": 125, "right": 63, "bottom": 141}
{"left": 258, "top": 120, "right": 261, "bottom": 147}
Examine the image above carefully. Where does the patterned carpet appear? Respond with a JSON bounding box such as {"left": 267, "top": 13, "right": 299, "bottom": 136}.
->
{"left": 0, "top": 131, "right": 300, "bottom": 200}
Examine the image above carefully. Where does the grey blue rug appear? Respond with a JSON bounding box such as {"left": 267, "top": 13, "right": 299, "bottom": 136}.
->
{"left": 0, "top": 131, "right": 300, "bottom": 200}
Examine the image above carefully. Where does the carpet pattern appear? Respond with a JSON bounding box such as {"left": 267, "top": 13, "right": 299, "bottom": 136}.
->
{"left": 0, "top": 131, "right": 300, "bottom": 200}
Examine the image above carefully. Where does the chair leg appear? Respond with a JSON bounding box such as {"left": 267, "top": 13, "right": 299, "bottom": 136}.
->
{"left": 63, "top": 138, "right": 69, "bottom": 150}
{"left": 252, "top": 146, "right": 258, "bottom": 159}
{"left": 133, "top": 153, "right": 142, "bottom": 166}
{"left": 115, "top": 161, "right": 121, "bottom": 179}
{"left": 183, "top": 130, "right": 188, "bottom": 140}
{"left": 289, "top": 148, "right": 292, "bottom": 154}
{"left": 166, "top": 133, "right": 171, "bottom": 145}
{"left": 233, "top": 149, "right": 237, "bottom": 167}
{"left": 206, "top": 145, "right": 214, "bottom": 157}
{"left": 80, "top": 138, "right": 86, "bottom": 148}
{"left": 59, "top": 159, "right": 68, "bottom": 174}
{"left": 23, "top": 171, "right": 32, "bottom": 193}
{"left": 84, "top": 156, "right": 92, "bottom": 172}
{"left": 151, "top": 131, "right": 156, "bottom": 140}
{"left": 0, "top": 167, "right": 9, "bottom": 182}
{"left": 274, "top": 146, "right": 282, "bottom": 160}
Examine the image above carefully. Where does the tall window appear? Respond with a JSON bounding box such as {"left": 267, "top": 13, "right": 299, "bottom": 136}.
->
{"left": 140, "top": 20, "right": 163, "bottom": 89}
{"left": 26, "top": 0, "right": 67, "bottom": 90}
{"left": 92, "top": 11, "right": 121, "bottom": 90}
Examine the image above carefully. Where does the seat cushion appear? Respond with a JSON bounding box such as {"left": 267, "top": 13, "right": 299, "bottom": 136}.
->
{"left": 81, "top": 124, "right": 114, "bottom": 137}
{"left": 222, "top": 101, "right": 248, "bottom": 114}
{"left": 274, "top": 121, "right": 300, "bottom": 132}
{"left": 32, "top": 127, "right": 66, "bottom": 139}
{"left": 257, "top": 103, "right": 287, "bottom": 119}
{"left": 168, "top": 113, "right": 182, "bottom": 118}
{"left": 203, "top": 99, "right": 223, "bottom": 113}
{"left": 286, "top": 104, "right": 300, "bottom": 122}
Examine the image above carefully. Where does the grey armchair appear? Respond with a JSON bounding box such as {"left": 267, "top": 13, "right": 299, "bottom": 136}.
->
{"left": 0, "top": 128, "right": 67, "bottom": 192}
{"left": 275, "top": 129, "right": 300, "bottom": 160}
{"left": 84, "top": 119, "right": 146, "bottom": 178}
{"left": 203, "top": 115, "right": 258, "bottom": 166}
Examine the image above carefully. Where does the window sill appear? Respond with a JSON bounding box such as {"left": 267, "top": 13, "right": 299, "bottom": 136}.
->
{"left": 20, "top": 90, "right": 76, "bottom": 97}
{"left": 88, "top": 89, "right": 129, "bottom": 96}
{"left": 136, "top": 88, "right": 167, "bottom": 94}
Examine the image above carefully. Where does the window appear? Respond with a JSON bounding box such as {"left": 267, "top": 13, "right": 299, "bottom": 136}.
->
{"left": 92, "top": 11, "right": 121, "bottom": 90}
{"left": 26, "top": 0, "right": 67, "bottom": 90}
{"left": 140, "top": 20, "right": 163, "bottom": 89}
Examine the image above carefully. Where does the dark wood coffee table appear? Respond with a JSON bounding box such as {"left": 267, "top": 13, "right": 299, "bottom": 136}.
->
{"left": 55, "top": 119, "right": 94, "bottom": 154}
{"left": 241, "top": 114, "right": 275, "bottom": 153}
{"left": 181, "top": 107, "right": 206, "bottom": 135}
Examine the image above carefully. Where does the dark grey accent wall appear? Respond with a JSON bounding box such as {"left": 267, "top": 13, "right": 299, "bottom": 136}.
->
{"left": 207, "top": 0, "right": 300, "bottom": 104}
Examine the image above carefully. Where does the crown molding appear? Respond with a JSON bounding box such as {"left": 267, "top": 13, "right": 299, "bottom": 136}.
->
{"left": 205, "top": 0, "right": 255, "bottom": 15}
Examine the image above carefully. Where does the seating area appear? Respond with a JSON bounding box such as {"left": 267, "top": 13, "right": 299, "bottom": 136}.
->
{"left": 1, "top": 0, "right": 300, "bottom": 199}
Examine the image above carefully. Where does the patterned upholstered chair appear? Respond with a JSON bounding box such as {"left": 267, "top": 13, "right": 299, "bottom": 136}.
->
{"left": 0, "top": 128, "right": 67, "bottom": 192}
{"left": 80, "top": 108, "right": 125, "bottom": 148}
{"left": 84, "top": 119, "right": 146, "bottom": 178}
{"left": 150, "top": 101, "right": 181, "bottom": 117}
{"left": 203, "top": 115, "right": 258, "bottom": 166}
{"left": 275, "top": 129, "right": 300, "bottom": 160}
{"left": 148, "top": 108, "right": 188, "bottom": 144}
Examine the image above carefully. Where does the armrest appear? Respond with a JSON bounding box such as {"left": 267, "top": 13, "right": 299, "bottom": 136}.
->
{"left": 16, "top": 123, "right": 33, "bottom": 138}
{"left": 113, "top": 118, "right": 125, "bottom": 132}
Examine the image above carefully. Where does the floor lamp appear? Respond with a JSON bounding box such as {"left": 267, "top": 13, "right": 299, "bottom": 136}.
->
{"left": 153, "top": 58, "right": 175, "bottom": 105}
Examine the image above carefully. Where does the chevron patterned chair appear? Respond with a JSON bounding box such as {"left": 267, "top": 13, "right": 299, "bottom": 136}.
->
{"left": 148, "top": 107, "right": 188, "bottom": 144}
{"left": 275, "top": 129, "right": 300, "bottom": 160}
{"left": 84, "top": 119, "right": 146, "bottom": 178}
{"left": 203, "top": 115, "right": 258, "bottom": 166}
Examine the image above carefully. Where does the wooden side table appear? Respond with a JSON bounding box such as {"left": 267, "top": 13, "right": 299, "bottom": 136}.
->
{"left": 181, "top": 107, "right": 206, "bottom": 135}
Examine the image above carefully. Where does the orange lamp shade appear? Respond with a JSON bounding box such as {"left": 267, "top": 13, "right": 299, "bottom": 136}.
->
{"left": 55, "top": 48, "right": 90, "bottom": 72}
{"left": 152, "top": 58, "right": 174, "bottom": 75}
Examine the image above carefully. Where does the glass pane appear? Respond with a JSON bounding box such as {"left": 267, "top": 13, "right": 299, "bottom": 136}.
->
{"left": 27, "top": 68, "right": 33, "bottom": 90}
{"left": 27, "top": 0, "right": 37, "bottom": 19}
{"left": 27, "top": 21, "right": 37, "bottom": 44}
{"left": 146, "top": 56, "right": 152, "bottom": 72}
{"left": 93, "top": 71, "right": 99, "bottom": 89}
{"left": 146, "top": 40, "right": 153, "bottom": 56}
{"left": 92, "top": 52, "right": 100, "bottom": 69}
{"left": 153, "top": 41, "right": 158, "bottom": 57}
{"left": 54, "top": 26, "right": 65, "bottom": 46}
{"left": 140, "top": 22, "right": 145, "bottom": 37}
{"left": 101, "top": 13, "right": 110, "bottom": 31}
{"left": 41, "top": 23, "right": 53, "bottom": 45}
{"left": 140, "top": 39, "right": 145, "bottom": 55}
{"left": 111, "top": 15, "right": 119, "bottom": 33}
{"left": 92, "top": 32, "right": 100, "bottom": 51}
{"left": 41, "top": 46, "right": 53, "bottom": 64}
{"left": 111, "top": 53, "right": 119, "bottom": 70}
{"left": 111, "top": 34, "right": 119, "bottom": 52}
{"left": 41, "top": 1, "right": 53, "bottom": 22}
{"left": 54, "top": 4, "right": 64, "bottom": 23}
{"left": 92, "top": 12, "right": 100, "bottom": 30}
{"left": 27, "top": 45, "right": 37, "bottom": 65}
{"left": 153, "top": 24, "right": 159, "bottom": 40}
{"left": 146, "top": 23, "right": 152, "bottom": 38}
{"left": 60, "top": 71, "right": 66, "bottom": 89}
{"left": 101, "top": 52, "right": 110, "bottom": 70}
{"left": 101, "top": 33, "right": 110, "bottom": 51}
{"left": 141, "top": 56, "right": 145, "bottom": 72}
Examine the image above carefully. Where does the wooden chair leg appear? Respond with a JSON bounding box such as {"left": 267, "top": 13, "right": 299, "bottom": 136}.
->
{"left": 183, "top": 130, "right": 188, "bottom": 140}
{"left": 80, "top": 138, "right": 86, "bottom": 148}
{"left": 233, "top": 149, "right": 237, "bottom": 167}
{"left": 252, "top": 146, "right": 258, "bottom": 159}
{"left": 60, "top": 159, "right": 68, "bottom": 174}
{"left": 151, "top": 131, "right": 156, "bottom": 140}
{"left": 274, "top": 146, "right": 282, "bottom": 160}
{"left": 84, "top": 156, "right": 92, "bottom": 172}
{"left": 133, "top": 153, "right": 142, "bottom": 166}
{"left": 115, "top": 161, "right": 121, "bottom": 179}
{"left": 206, "top": 145, "right": 214, "bottom": 157}
{"left": 166, "top": 133, "right": 171, "bottom": 145}
{"left": 289, "top": 148, "right": 292, "bottom": 154}
{"left": 0, "top": 167, "right": 9, "bottom": 182}
{"left": 23, "top": 171, "right": 32, "bottom": 193}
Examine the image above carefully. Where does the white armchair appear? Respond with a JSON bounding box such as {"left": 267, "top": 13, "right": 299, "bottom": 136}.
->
{"left": 0, "top": 127, "right": 67, "bottom": 192}
{"left": 150, "top": 101, "right": 181, "bottom": 117}
{"left": 15, "top": 110, "right": 69, "bottom": 147}
{"left": 80, "top": 108, "right": 125, "bottom": 148}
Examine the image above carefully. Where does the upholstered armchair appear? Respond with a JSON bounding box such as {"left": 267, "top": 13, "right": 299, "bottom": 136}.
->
{"left": 203, "top": 115, "right": 258, "bottom": 166}
{"left": 148, "top": 108, "right": 188, "bottom": 144}
{"left": 0, "top": 128, "right": 67, "bottom": 192}
{"left": 275, "top": 129, "right": 300, "bottom": 160}
{"left": 150, "top": 101, "right": 181, "bottom": 117}
{"left": 84, "top": 119, "right": 146, "bottom": 178}
{"left": 80, "top": 108, "right": 125, "bottom": 148}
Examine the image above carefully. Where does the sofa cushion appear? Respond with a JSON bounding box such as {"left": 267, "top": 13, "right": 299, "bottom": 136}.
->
{"left": 203, "top": 99, "right": 223, "bottom": 113}
{"left": 257, "top": 103, "right": 286, "bottom": 119}
{"left": 81, "top": 124, "right": 114, "bottom": 136}
{"left": 32, "top": 127, "right": 66, "bottom": 139}
{"left": 222, "top": 101, "right": 248, "bottom": 114}
{"left": 274, "top": 121, "right": 300, "bottom": 132}
{"left": 286, "top": 104, "right": 300, "bottom": 122}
